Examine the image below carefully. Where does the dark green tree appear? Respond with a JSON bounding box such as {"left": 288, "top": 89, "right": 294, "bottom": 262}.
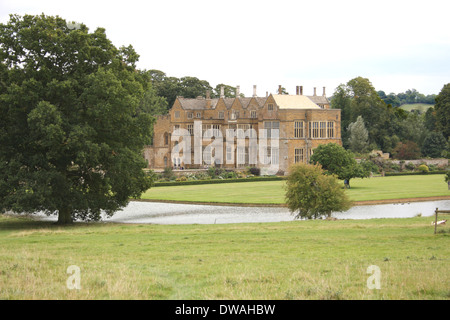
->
{"left": 310, "top": 143, "right": 369, "bottom": 187}
{"left": 213, "top": 84, "right": 240, "bottom": 98}
{"left": 331, "top": 77, "right": 393, "bottom": 150}
{"left": 435, "top": 83, "right": 450, "bottom": 139}
{"left": 422, "top": 132, "right": 447, "bottom": 158}
{"left": 0, "top": 14, "right": 156, "bottom": 224}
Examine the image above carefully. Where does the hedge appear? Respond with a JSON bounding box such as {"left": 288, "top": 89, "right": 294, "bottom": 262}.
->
{"left": 384, "top": 170, "right": 447, "bottom": 176}
{"left": 153, "top": 176, "right": 286, "bottom": 187}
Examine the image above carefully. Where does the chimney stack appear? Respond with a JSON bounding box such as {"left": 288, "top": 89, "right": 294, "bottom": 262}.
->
{"left": 253, "top": 85, "right": 257, "bottom": 97}
{"left": 278, "top": 85, "right": 282, "bottom": 95}
{"left": 323, "top": 87, "right": 326, "bottom": 97}
{"left": 236, "top": 85, "right": 240, "bottom": 97}
{"left": 206, "top": 90, "right": 211, "bottom": 108}
{"left": 314, "top": 87, "right": 317, "bottom": 96}
{"left": 220, "top": 86, "right": 225, "bottom": 98}
{"left": 300, "top": 86, "right": 303, "bottom": 95}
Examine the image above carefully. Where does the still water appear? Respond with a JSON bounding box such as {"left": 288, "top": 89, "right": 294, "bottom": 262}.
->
{"left": 100, "top": 200, "right": 450, "bottom": 225}
{"left": 30, "top": 200, "right": 450, "bottom": 225}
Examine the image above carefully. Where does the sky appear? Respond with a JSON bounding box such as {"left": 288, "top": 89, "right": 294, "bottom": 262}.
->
{"left": 1, "top": 0, "right": 449, "bottom": 97}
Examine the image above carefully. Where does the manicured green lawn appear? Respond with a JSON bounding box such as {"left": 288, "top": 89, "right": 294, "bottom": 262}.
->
{"left": 141, "top": 175, "right": 449, "bottom": 204}
{"left": 0, "top": 214, "right": 448, "bottom": 299}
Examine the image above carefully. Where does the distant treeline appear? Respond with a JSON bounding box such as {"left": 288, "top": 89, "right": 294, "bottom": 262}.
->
{"left": 144, "top": 69, "right": 239, "bottom": 111}
{"left": 377, "top": 89, "right": 436, "bottom": 107}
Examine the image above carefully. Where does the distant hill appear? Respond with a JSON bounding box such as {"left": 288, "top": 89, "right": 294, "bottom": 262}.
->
{"left": 399, "top": 103, "right": 433, "bottom": 113}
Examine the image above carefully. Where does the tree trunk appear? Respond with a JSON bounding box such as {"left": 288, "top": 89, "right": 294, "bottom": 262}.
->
{"left": 57, "top": 207, "right": 73, "bottom": 225}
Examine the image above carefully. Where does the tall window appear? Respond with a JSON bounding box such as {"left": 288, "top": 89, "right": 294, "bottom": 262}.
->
{"left": 237, "top": 146, "right": 247, "bottom": 166}
{"left": 264, "top": 121, "right": 279, "bottom": 139}
{"left": 174, "top": 111, "right": 180, "bottom": 118}
{"left": 187, "top": 124, "right": 194, "bottom": 136}
{"left": 268, "top": 104, "right": 274, "bottom": 111}
{"left": 212, "top": 124, "right": 221, "bottom": 137}
{"left": 295, "top": 148, "right": 304, "bottom": 163}
{"left": 237, "top": 124, "right": 250, "bottom": 138}
{"left": 327, "top": 121, "right": 334, "bottom": 138}
{"left": 218, "top": 111, "right": 224, "bottom": 119}
{"left": 319, "top": 122, "right": 326, "bottom": 138}
{"left": 226, "top": 146, "right": 233, "bottom": 162}
{"left": 294, "top": 121, "right": 304, "bottom": 138}
{"left": 309, "top": 122, "right": 319, "bottom": 138}
{"left": 203, "top": 147, "right": 211, "bottom": 165}
{"left": 251, "top": 110, "right": 257, "bottom": 119}
{"left": 187, "top": 112, "right": 193, "bottom": 119}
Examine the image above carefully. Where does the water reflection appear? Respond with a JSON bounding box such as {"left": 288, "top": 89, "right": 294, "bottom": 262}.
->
{"left": 99, "top": 200, "right": 450, "bottom": 225}
{"left": 29, "top": 200, "right": 450, "bottom": 225}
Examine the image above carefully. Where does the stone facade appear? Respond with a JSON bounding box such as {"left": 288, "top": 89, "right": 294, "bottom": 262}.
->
{"left": 144, "top": 85, "right": 342, "bottom": 173}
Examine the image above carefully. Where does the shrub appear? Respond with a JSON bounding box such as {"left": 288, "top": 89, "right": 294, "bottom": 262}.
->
{"left": 248, "top": 167, "right": 261, "bottom": 176}
{"left": 162, "top": 167, "right": 175, "bottom": 179}
{"left": 405, "top": 162, "right": 415, "bottom": 171}
{"left": 417, "top": 164, "right": 429, "bottom": 173}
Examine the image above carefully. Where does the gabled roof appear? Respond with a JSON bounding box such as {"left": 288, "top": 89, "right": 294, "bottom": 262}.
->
{"left": 177, "top": 97, "right": 219, "bottom": 110}
{"left": 307, "top": 95, "right": 329, "bottom": 105}
{"left": 272, "top": 94, "right": 321, "bottom": 109}
{"left": 176, "top": 96, "right": 268, "bottom": 110}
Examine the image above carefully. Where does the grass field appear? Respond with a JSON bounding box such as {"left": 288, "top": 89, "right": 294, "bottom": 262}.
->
{"left": 400, "top": 103, "right": 433, "bottom": 113}
{"left": 0, "top": 214, "right": 449, "bottom": 300}
{"left": 141, "top": 175, "right": 450, "bottom": 205}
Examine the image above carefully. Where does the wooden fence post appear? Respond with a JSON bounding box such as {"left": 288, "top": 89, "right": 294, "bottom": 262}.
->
{"left": 434, "top": 208, "right": 438, "bottom": 235}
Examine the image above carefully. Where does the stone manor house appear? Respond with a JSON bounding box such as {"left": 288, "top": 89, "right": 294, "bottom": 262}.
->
{"left": 143, "top": 85, "right": 341, "bottom": 173}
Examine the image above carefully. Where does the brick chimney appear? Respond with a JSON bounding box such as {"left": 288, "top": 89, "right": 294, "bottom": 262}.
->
{"left": 220, "top": 86, "right": 225, "bottom": 99}
{"left": 253, "top": 85, "right": 257, "bottom": 97}
{"left": 313, "top": 87, "right": 317, "bottom": 96}
{"left": 323, "top": 87, "right": 326, "bottom": 97}
{"left": 300, "top": 86, "right": 303, "bottom": 95}
{"left": 206, "top": 90, "right": 211, "bottom": 108}
{"left": 278, "top": 85, "right": 282, "bottom": 95}
{"left": 236, "top": 85, "right": 240, "bottom": 97}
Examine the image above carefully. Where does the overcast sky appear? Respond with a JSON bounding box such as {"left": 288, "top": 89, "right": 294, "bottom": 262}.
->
{"left": 1, "top": 0, "right": 449, "bottom": 96}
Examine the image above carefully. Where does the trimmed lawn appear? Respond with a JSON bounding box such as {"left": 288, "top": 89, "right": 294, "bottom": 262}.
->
{"left": 0, "top": 214, "right": 449, "bottom": 299}
{"left": 141, "top": 175, "right": 449, "bottom": 204}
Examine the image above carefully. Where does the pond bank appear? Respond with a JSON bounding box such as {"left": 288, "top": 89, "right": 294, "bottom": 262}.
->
{"left": 133, "top": 195, "right": 450, "bottom": 207}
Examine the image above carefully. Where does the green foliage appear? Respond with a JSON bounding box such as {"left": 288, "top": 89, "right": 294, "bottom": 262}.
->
{"left": 348, "top": 115, "right": 369, "bottom": 153}
{"left": 434, "top": 83, "right": 450, "bottom": 138}
{"left": 310, "top": 143, "right": 369, "bottom": 183}
{"left": 0, "top": 14, "right": 155, "bottom": 223}
{"left": 422, "top": 131, "right": 447, "bottom": 158}
{"left": 392, "top": 141, "right": 421, "bottom": 160}
{"left": 247, "top": 167, "right": 261, "bottom": 176}
{"left": 145, "top": 70, "right": 239, "bottom": 109}
{"left": 285, "top": 164, "right": 352, "bottom": 219}
{"left": 378, "top": 89, "right": 436, "bottom": 107}
{"left": 332, "top": 78, "right": 446, "bottom": 154}
{"left": 417, "top": 164, "right": 429, "bottom": 173}
{"left": 331, "top": 77, "right": 393, "bottom": 150}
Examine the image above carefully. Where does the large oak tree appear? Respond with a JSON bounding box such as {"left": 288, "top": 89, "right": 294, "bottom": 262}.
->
{"left": 0, "top": 14, "right": 157, "bottom": 224}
